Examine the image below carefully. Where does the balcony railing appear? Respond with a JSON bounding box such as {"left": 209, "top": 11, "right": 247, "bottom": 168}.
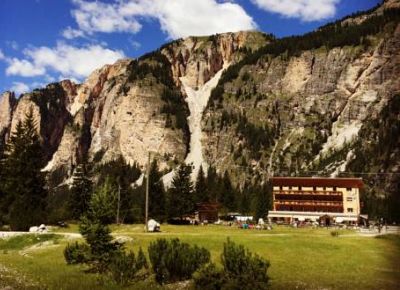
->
{"left": 274, "top": 200, "right": 343, "bottom": 207}
{"left": 273, "top": 190, "right": 342, "bottom": 196}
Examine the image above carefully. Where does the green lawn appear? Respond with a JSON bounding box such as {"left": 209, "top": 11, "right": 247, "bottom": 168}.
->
{"left": 1, "top": 225, "right": 399, "bottom": 290}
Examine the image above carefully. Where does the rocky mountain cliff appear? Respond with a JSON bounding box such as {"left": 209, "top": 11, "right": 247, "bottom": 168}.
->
{"left": 0, "top": 31, "right": 269, "bottom": 178}
{"left": 0, "top": 1, "right": 399, "bottom": 218}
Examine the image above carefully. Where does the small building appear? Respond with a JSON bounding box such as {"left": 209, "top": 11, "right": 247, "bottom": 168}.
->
{"left": 195, "top": 202, "right": 220, "bottom": 223}
{"left": 268, "top": 177, "right": 363, "bottom": 224}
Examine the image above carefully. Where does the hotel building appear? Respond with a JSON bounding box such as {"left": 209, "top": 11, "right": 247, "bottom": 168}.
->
{"left": 268, "top": 177, "right": 363, "bottom": 224}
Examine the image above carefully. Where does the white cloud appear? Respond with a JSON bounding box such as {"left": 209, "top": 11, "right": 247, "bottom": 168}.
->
{"left": 10, "top": 82, "right": 30, "bottom": 95}
{"left": 5, "top": 41, "right": 19, "bottom": 50}
{"left": 251, "top": 0, "right": 340, "bottom": 21}
{"left": 129, "top": 40, "right": 141, "bottom": 50}
{"left": 67, "top": 0, "right": 257, "bottom": 39}
{"left": 62, "top": 26, "right": 86, "bottom": 39}
{"left": 0, "top": 49, "right": 5, "bottom": 60}
{"left": 6, "top": 58, "right": 46, "bottom": 77}
{"left": 151, "top": 0, "right": 257, "bottom": 38}
{"left": 5, "top": 43, "right": 125, "bottom": 80}
{"left": 70, "top": 0, "right": 142, "bottom": 35}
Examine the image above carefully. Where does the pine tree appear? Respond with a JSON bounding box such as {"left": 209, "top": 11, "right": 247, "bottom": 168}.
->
{"left": 3, "top": 108, "right": 47, "bottom": 230}
{"left": 240, "top": 184, "right": 251, "bottom": 216}
{"left": 194, "top": 165, "right": 208, "bottom": 203}
{"left": 253, "top": 182, "right": 272, "bottom": 221}
{"left": 68, "top": 162, "right": 93, "bottom": 219}
{"left": 148, "top": 159, "right": 166, "bottom": 222}
{"left": 167, "top": 164, "right": 194, "bottom": 219}
{"left": 0, "top": 138, "right": 7, "bottom": 224}
{"left": 205, "top": 166, "right": 219, "bottom": 202}
{"left": 88, "top": 178, "right": 117, "bottom": 224}
{"left": 94, "top": 156, "right": 142, "bottom": 223}
{"left": 221, "top": 172, "right": 236, "bottom": 211}
{"left": 78, "top": 178, "right": 121, "bottom": 272}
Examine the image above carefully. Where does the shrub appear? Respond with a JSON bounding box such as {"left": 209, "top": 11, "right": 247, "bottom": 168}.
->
{"left": 108, "top": 251, "right": 138, "bottom": 285}
{"left": 104, "top": 248, "right": 150, "bottom": 285}
{"left": 222, "top": 239, "right": 270, "bottom": 290}
{"left": 193, "top": 263, "right": 224, "bottom": 290}
{"left": 79, "top": 216, "right": 123, "bottom": 272}
{"left": 136, "top": 247, "right": 148, "bottom": 270}
{"left": 331, "top": 231, "right": 340, "bottom": 237}
{"left": 64, "top": 242, "right": 90, "bottom": 264}
{"left": 194, "top": 239, "right": 270, "bottom": 290}
{"left": 148, "top": 238, "right": 210, "bottom": 284}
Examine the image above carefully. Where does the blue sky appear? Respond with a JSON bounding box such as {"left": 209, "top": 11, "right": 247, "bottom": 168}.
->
{"left": 0, "top": 0, "right": 381, "bottom": 96}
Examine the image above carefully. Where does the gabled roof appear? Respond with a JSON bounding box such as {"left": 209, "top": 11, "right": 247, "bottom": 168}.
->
{"left": 271, "top": 177, "right": 364, "bottom": 188}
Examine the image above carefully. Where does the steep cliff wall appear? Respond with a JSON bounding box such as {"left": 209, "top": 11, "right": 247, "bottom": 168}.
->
{"left": 202, "top": 3, "right": 400, "bottom": 194}
{"left": 0, "top": 31, "right": 267, "bottom": 180}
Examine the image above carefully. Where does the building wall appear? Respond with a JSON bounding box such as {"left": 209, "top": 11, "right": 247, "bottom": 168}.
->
{"left": 272, "top": 185, "right": 360, "bottom": 215}
{"left": 339, "top": 187, "right": 360, "bottom": 215}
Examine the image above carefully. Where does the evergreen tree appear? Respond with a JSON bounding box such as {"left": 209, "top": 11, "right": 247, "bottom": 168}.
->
{"left": 89, "top": 178, "right": 117, "bottom": 224}
{"left": 148, "top": 159, "right": 166, "bottom": 222}
{"left": 194, "top": 165, "right": 208, "bottom": 203}
{"left": 94, "top": 156, "right": 142, "bottom": 223}
{"left": 221, "top": 172, "right": 236, "bottom": 211}
{"left": 205, "top": 166, "right": 219, "bottom": 202}
{"left": 167, "top": 164, "right": 194, "bottom": 219}
{"left": 2, "top": 109, "right": 47, "bottom": 230}
{"left": 253, "top": 182, "right": 272, "bottom": 221}
{"left": 78, "top": 178, "right": 121, "bottom": 272}
{"left": 0, "top": 138, "right": 7, "bottom": 224}
{"left": 68, "top": 162, "right": 93, "bottom": 219}
{"left": 240, "top": 184, "right": 251, "bottom": 216}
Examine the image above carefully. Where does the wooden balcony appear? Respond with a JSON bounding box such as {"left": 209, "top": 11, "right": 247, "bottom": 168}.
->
{"left": 275, "top": 204, "right": 344, "bottom": 213}
{"left": 273, "top": 190, "right": 342, "bottom": 196}
{"left": 274, "top": 193, "right": 343, "bottom": 202}
{"left": 274, "top": 200, "right": 343, "bottom": 207}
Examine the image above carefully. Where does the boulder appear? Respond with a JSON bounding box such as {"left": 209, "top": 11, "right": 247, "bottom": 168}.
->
{"left": 148, "top": 219, "right": 160, "bottom": 232}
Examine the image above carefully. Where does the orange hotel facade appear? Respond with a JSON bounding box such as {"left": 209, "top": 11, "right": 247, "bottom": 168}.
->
{"left": 267, "top": 177, "right": 364, "bottom": 224}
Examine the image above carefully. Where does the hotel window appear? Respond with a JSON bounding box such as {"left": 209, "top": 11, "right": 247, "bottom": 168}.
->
{"left": 347, "top": 208, "right": 353, "bottom": 213}
{"left": 346, "top": 197, "right": 353, "bottom": 202}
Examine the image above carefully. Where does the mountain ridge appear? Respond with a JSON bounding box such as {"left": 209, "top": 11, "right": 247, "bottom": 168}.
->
{"left": 0, "top": 1, "right": 399, "bottom": 220}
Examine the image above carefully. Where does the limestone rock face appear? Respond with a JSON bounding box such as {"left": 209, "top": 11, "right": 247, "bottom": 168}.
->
{"left": 0, "top": 92, "right": 16, "bottom": 141}
{"left": 8, "top": 83, "right": 73, "bottom": 161}
{"left": 202, "top": 16, "right": 400, "bottom": 194}
{"left": 162, "top": 31, "right": 269, "bottom": 89}
{"left": 1, "top": 32, "right": 260, "bottom": 177}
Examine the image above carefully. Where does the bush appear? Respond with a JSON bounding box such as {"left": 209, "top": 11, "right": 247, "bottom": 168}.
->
{"left": 108, "top": 251, "right": 138, "bottom": 285}
{"left": 136, "top": 247, "right": 148, "bottom": 270}
{"left": 330, "top": 231, "right": 340, "bottom": 237}
{"left": 79, "top": 216, "right": 123, "bottom": 272}
{"left": 64, "top": 242, "right": 90, "bottom": 264}
{"left": 148, "top": 238, "right": 210, "bottom": 284}
{"left": 193, "top": 263, "right": 224, "bottom": 290}
{"left": 194, "top": 239, "right": 270, "bottom": 290}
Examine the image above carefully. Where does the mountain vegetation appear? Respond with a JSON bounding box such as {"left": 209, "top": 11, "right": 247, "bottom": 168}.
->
{"left": 0, "top": 109, "right": 47, "bottom": 230}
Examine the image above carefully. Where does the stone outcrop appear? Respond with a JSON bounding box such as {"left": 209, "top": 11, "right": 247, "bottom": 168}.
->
{"left": 0, "top": 92, "right": 16, "bottom": 142}
{"left": 162, "top": 31, "right": 269, "bottom": 89}
{"left": 0, "top": 32, "right": 266, "bottom": 179}
{"left": 202, "top": 3, "right": 400, "bottom": 195}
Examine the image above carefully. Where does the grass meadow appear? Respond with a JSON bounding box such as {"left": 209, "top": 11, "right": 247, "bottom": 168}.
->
{"left": 1, "top": 225, "right": 399, "bottom": 289}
